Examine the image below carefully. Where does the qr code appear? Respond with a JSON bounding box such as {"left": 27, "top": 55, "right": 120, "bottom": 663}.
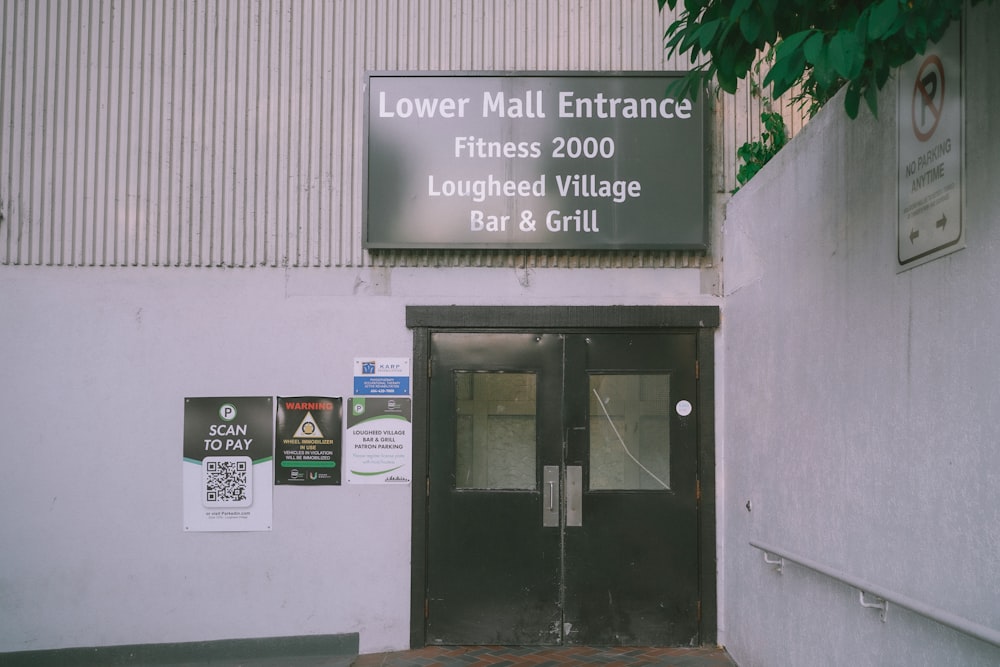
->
{"left": 202, "top": 456, "right": 253, "bottom": 508}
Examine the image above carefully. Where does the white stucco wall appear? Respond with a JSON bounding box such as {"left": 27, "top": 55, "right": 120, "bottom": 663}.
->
{"left": 721, "top": 5, "right": 1000, "bottom": 666}
{"left": 0, "top": 265, "right": 716, "bottom": 654}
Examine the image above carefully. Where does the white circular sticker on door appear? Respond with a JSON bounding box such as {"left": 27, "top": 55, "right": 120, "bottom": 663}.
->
{"left": 675, "top": 400, "right": 692, "bottom": 417}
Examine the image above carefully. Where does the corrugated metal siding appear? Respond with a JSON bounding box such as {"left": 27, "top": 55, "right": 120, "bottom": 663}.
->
{"left": 0, "top": 0, "right": 804, "bottom": 269}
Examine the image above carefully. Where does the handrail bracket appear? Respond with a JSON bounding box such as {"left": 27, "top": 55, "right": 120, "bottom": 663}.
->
{"left": 859, "top": 590, "right": 889, "bottom": 622}
{"left": 762, "top": 551, "right": 784, "bottom": 573}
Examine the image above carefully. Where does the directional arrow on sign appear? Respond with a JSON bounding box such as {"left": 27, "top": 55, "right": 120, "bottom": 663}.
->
{"left": 936, "top": 213, "right": 947, "bottom": 229}
{"left": 910, "top": 228, "right": 920, "bottom": 243}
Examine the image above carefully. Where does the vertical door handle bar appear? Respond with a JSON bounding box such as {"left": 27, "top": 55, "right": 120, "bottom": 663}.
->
{"left": 542, "top": 466, "right": 559, "bottom": 527}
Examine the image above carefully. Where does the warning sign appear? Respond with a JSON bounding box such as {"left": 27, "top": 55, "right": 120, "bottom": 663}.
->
{"left": 897, "top": 22, "right": 963, "bottom": 270}
{"left": 275, "top": 396, "right": 343, "bottom": 485}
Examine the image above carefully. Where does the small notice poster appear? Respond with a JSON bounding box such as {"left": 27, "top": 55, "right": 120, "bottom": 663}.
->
{"left": 183, "top": 397, "right": 273, "bottom": 532}
{"left": 346, "top": 397, "right": 412, "bottom": 484}
{"left": 275, "top": 396, "right": 343, "bottom": 485}
{"left": 353, "top": 358, "right": 410, "bottom": 396}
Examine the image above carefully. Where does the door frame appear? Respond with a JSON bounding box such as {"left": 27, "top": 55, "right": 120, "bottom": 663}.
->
{"left": 406, "top": 305, "right": 720, "bottom": 647}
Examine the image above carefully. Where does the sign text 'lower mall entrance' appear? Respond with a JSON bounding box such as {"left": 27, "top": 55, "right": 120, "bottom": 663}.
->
{"left": 364, "top": 73, "right": 706, "bottom": 250}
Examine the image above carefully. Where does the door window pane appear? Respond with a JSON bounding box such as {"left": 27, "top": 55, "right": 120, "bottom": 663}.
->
{"left": 455, "top": 372, "right": 536, "bottom": 489}
{"left": 589, "top": 374, "right": 671, "bottom": 490}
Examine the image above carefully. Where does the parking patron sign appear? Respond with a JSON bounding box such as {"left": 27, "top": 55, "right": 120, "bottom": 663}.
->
{"left": 346, "top": 397, "right": 412, "bottom": 484}
{"left": 897, "top": 22, "right": 964, "bottom": 269}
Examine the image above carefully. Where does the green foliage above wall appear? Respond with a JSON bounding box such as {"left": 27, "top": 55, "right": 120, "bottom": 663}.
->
{"left": 658, "top": 0, "right": 989, "bottom": 118}
{"left": 735, "top": 112, "right": 788, "bottom": 191}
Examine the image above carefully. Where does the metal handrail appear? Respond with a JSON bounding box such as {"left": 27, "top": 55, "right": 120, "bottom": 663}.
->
{"left": 750, "top": 539, "right": 1000, "bottom": 648}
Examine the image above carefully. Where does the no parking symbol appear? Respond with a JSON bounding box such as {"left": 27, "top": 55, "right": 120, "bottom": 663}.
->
{"left": 912, "top": 54, "right": 945, "bottom": 142}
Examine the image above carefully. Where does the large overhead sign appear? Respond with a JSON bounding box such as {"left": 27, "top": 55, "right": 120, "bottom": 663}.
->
{"left": 364, "top": 73, "right": 706, "bottom": 250}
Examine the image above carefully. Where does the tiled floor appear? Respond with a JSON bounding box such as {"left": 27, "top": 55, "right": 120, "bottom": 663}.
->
{"left": 353, "top": 645, "right": 737, "bottom": 667}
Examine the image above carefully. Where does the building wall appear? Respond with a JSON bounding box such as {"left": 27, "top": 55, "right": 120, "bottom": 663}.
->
{"left": 12, "top": 0, "right": 995, "bottom": 661}
{"left": 0, "top": 264, "right": 712, "bottom": 654}
{"left": 721, "top": 4, "right": 1000, "bottom": 665}
{"left": 0, "top": 1, "right": 729, "bottom": 654}
{"left": 0, "top": 0, "right": 742, "bottom": 655}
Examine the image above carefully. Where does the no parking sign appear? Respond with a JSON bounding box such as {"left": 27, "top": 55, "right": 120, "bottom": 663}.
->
{"left": 897, "top": 22, "right": 964, "bottom": 270}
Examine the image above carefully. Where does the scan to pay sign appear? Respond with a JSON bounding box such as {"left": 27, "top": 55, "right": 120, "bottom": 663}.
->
{"left": 183, "top": 397, "right": 273, "bottom": 531}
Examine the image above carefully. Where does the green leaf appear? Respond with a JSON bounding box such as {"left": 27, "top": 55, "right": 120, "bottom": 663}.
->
{"left": 740, "top": 10, "right": 762, "bottom": 43}
{"left": 904, "top": 13, "right": 929, "bottom": 46}
{"left": 729, "top": 0, "right": 753, "bottom": 20}
{"left": 764, "top": 48, "right": 806, "bottom": 98}
{"left": 875, "top": 63, "right": 891, "bottom": 88}
{"left": 680, "top": 22, "right": 704, "bottom": 54}
{"left": 715, "top": 35, "right": 748, "bottom": 88}
{"left": 836, "top": 5, "right": 861, "bottom": 31}
{"left": 734, "top": 44, "right": 758, "bottom": 78}
{"left": 810, "top": 47, "right": 837, "bottom": 91}
{"left": 867, "top": 0, "right": 900, "bottom": 40}
{"left": 717, "top": 64, "right": 739, "bottom": 94}
{"left": 761, "top": 112, "right": 788, "bottom": 148}
{"left": 844, "top": 82, "right": 861, "bottom": 119}
{"left": 803, "top": 31, "right": 825, "bottom": 63}
{"left": 665, "top": 29, "right": 684, "bottom": 51}
{"left": 763, "top": 29, "right": 813, "bottom": 95}
{"left": 715, "top": 19, "right": 736, "bottom": 51}
{"left": 733, "top": 111, "right": 788, "bottom": 189}
{"left": 699, "top": 18, "right": 724, "bottom": 50}
{"left": 666, "top": 66, "right": 711, "bottom": 102}
{"left": 854, "top": 12, "right": 870, "bottom": 47}
{"left": 828, "top": 30, "right": 863, "bottom": 80}
{"left": 664, "top": 18, "right": 684, "bottom": 41}
{"left": 758, "top": 12, "right": 778, "bottom": 46}
{"left": 776, "top": 29, "right": 815, "bottom": 57}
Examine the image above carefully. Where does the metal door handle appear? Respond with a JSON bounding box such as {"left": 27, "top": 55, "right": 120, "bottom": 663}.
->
{"left": 542, "top": 466, "right": 559, "bottom": 527}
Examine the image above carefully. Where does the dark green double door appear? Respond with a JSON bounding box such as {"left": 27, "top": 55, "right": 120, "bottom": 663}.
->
{"left": 426, "top": 332, "right": 700, "bottom": 646}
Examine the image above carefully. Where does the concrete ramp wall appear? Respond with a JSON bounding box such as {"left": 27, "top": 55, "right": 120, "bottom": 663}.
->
{"left": 721, "top": 4, "right": 1000, "bottom": 665}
